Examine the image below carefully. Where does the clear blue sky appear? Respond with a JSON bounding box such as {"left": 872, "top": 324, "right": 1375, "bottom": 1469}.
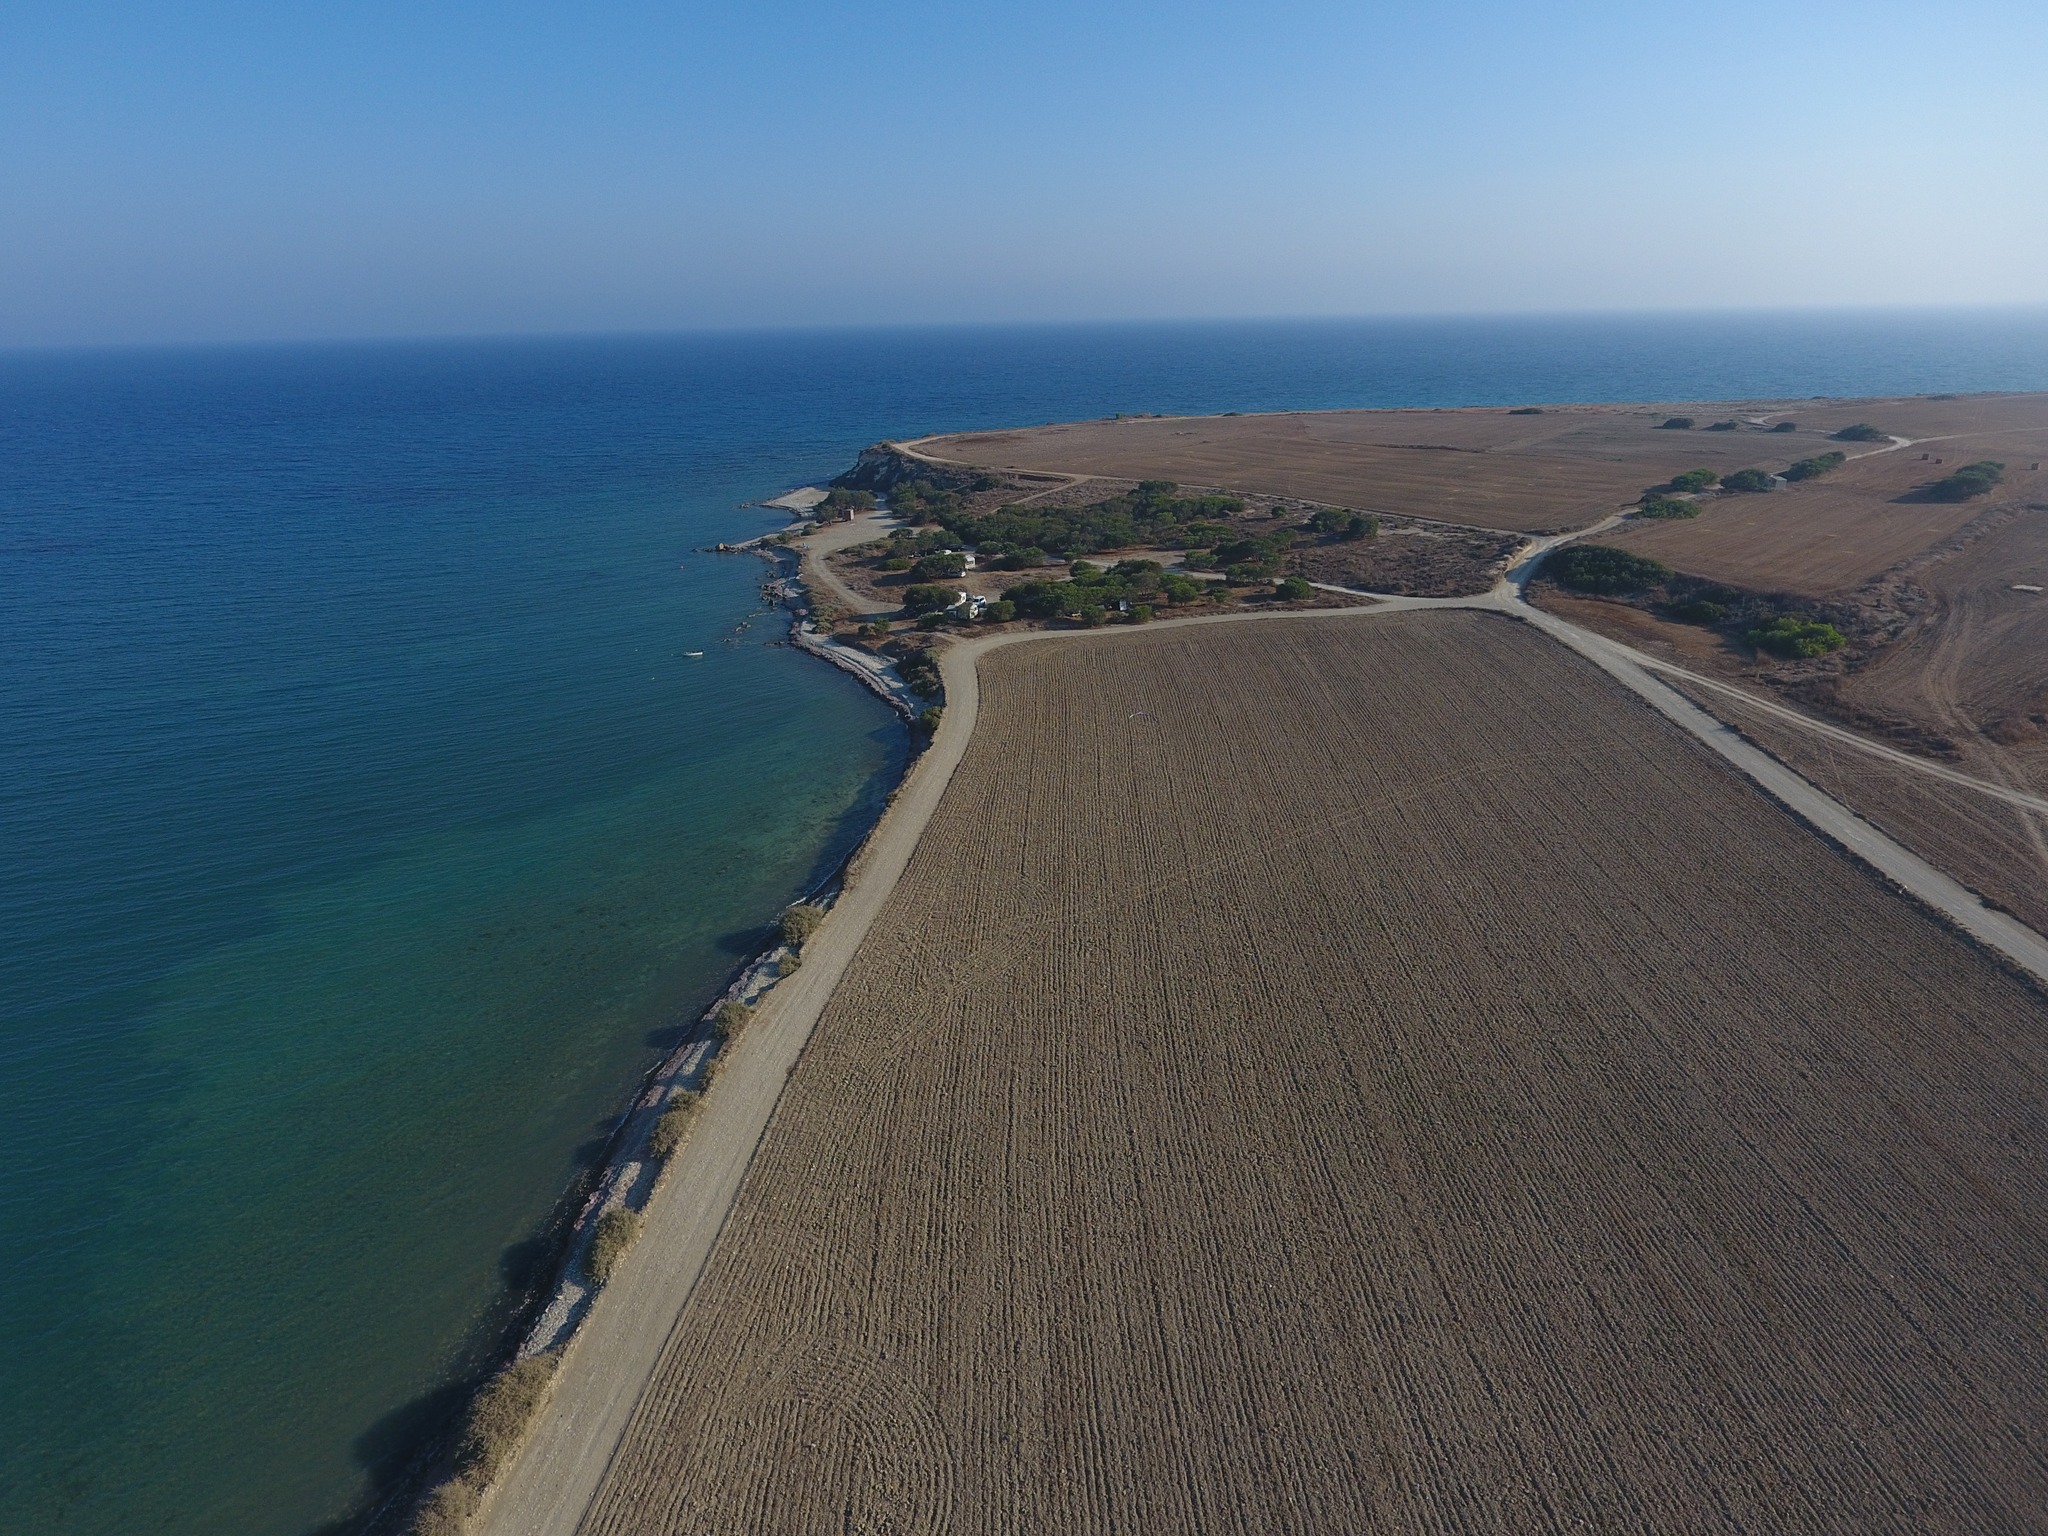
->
{"left": 3, "top": 0, "right": 2044, "bottom": 346}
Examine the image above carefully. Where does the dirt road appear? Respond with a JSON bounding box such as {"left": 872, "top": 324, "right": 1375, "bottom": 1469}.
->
{"left": 794, "top": 509, "right": 899, "bottom": 616}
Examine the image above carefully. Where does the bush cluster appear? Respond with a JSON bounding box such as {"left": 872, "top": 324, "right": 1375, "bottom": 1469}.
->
{"left": 779, "top": 903, "right": 824, "bottom": 951}
{"left": 890, "top": 645, "right": 942, "bottom": 697}
{"left": 1305, "top": 507, "right": 1377, "bottom": 539}
{"left": 711, "top": 999, "right": 751, "bottom": 1041}
{"left": 1747, "top": 614, "right": 1846, "bottom": 658}
{"left": 1656, "top": 417, "right": 1695, "bottom": 430}
{"left": 1666, "top": 468, "right": 1718, "bottom": 492}
{"left": 1705, "top": 420, "right": 1740, "bottom": 432}
{"left": 1831, "top": 423, "right": 1888, "bottom": 442}
{"left": 1545, "top": 545, "right": 1673, "bottom": 594}
{"left": 1781, "top": 451, "right": 1847, "bottom": 482}
{"left": 903, "top": 478, "right": 1245, "bottom": 560}
{"left": 585, "top": 1207, "right": 643, "bottom": 1287}
{"left": 901, "top": 582, "right": 963, "bottom": 616}
{"left": 1924, "top": 461, "right": 2005, "bottom": 502}
{"left": 1770, "top": 421, "right": 1799, "bottom": 433}
{"left": 1275, "top": 576, "right": 1313, "bottom": 600}
{"left": 1635, "top": 496, "right": 1701, "bottom": 520}
{"left": 1719, "top": 468, "right": 1776, "bottom": 493}
{"left": 912, "top": 550, "right": 966, "bottom": 580}
{"left": 1004, "top": 558, "right": 1216, "bottom": 623}
{"left": 647, "top": 1090, "right": 702, "bottom": 1161}
{"left": 813, "top": 488, "right": 874, "bottom": 522}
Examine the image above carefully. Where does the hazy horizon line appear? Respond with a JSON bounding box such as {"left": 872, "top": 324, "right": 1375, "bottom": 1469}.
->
{"left": 9, "top": 301, "right": 2048, "bottom": 363}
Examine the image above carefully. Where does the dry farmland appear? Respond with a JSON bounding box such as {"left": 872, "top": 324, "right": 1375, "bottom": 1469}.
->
{"left": 909, "top": 394, "right": 2048, "bottom": 535}
{"left": 582, "top": 612, "right": 2048, "bottom": 1536}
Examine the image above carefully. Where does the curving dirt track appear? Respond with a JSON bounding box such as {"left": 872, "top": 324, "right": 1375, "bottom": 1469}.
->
{"left": 576, "top": 612, "right": 2048, "bottom": 1536}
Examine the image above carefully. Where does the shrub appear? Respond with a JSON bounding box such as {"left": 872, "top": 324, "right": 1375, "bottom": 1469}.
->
{"left": 647, "top": 1091, "right": 701, "bottom": 1161}
{"left": 912, "top": 705, "right": 943, "bottom": 741}
{"left": 1747, "top": 614, "right": 1846, "bottom": 658}
{"left": 1770, "top": 420, "right": 1798, "bottom": 433}
{"left": 1672, "top": 599, "right": 1726, "bottom": 624}
{"left": 1509, "top": 406, "right": 1544, "bottom": 415}
{"left": 1924, "top": 461, "right": 2005, "bottom": 501}
{"left": 409, "top": 1481, "right": 475, "bottom": 1536}
{"left": 1719, "top": 468, "right": 1775, "bottom": 493}
{"left": 1130, "top": 602, "right": 1155, "bottom": 622}
{"left": 1831, "top": 423, "right": 1887, "bottom": 442}
{"left": 1635, "top": 496, "right": 1700, "bottom": 520}
{"left": 585, "top": 1207, "right": 643, "bottom": 1287}
{"left": 1307, "top": 508, "right": 1376, "bottom": 539}
{"left": 1705, "top": 420, "right": 1740, "bottom": 432}
{"left": 1275, "top": 576, "right": 1313, "bottom": 600}
{"left": 1545, "top": 544, "right": 1672, "bottom": 595}
{"left": 985, "top": 599, "right": 1016, "bottom": 623}
{"left": 1667, "top": 468, "right": 1718, "bottom": 492}
{"left": 711, "top": 999, "right": 751, "bottom": 1040}
{"left": 779, "top": 903, "right": 824, "bottom": 951}
{"left": 1782, "top": 451, "right": 1847, "bottom": 482}
{"left": 901, "top": 583, "right": 960, "bottom": 616}
{"left": 1656, "top": 417, "right": 1695, "bottom": 430}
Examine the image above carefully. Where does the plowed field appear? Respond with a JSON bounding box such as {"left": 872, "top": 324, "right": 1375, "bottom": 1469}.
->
{"left": 583, "top": 611, "right": 2048, "bottom": 1535}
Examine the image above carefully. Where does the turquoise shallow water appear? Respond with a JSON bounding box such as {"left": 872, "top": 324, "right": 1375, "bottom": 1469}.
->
{"left": 3, "top": 314, "right": 2046, "bottom": 1535}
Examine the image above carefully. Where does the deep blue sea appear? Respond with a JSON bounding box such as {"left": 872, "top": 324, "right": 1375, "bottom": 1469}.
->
{"left": 4, "top": 310, "right": 2047, "bottom": 1535}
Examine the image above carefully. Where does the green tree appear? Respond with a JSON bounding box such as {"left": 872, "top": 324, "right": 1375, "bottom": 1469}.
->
{"left": 912, "top": 550, "right": 967, "bottom": 580}
{"left": 1719, "top": 468, "right": 1775, "bottom": 493}
{"left": 1782, "top": 452, "right": 1847, "bottom": 482}
{"left": 901, "top": 583, "right": 960, "bottom": 615}
{"left": 1545, "top": 545, "right": 1672, "bottom": 594}
{"left": 1924, "top": 461, "right": 2005, "bottom": 501}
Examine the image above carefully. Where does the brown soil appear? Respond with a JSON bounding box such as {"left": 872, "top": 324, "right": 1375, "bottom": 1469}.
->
{"left": 579, "top": 611, "right": 2048, "bottom": 1536}
{"left": 1840, "top": 504, "right": 2048, "bottom": 783}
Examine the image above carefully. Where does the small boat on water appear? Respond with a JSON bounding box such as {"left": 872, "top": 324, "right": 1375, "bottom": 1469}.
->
{"left": 684, "top": 650, "right": 705, "bottom": 658}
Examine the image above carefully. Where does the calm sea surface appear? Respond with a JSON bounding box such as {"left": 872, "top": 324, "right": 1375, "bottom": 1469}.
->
{"left": 4, "top": 312, "right": 2047, "bottom": 1534}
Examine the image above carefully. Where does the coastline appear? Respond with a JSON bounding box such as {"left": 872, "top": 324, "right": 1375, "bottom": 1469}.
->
{"left": 375, "top": 504, "right": 924, "bottom": 1535}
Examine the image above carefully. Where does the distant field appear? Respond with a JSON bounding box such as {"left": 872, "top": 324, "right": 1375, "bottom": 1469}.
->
{"left": 1605, "top": 415, "right": 2048, "bottom": 595}
{"left": 581, "top": 612, "right": 2048, "bottom": 1535}
{"left": 911, "top": 394, "right": 2047, "bottom": 535}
